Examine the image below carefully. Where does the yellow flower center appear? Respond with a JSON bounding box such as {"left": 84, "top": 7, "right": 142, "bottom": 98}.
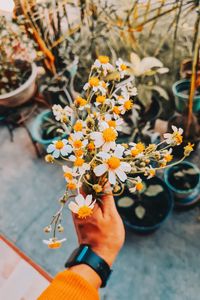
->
{"left": 107, "top": 120, "right": 116, "bottom": 128}
{"left": 87, "top": 142, "right": 95, "bottom": 151}
{"left": 75, "top": 96, "right": 87, "bottom": 107}
{"left": 75, "top": 149, "right": 84, "bottom": 157}
{"left": 101, "top": 81, "right": 107, "bottom": 88}
{"left": 136, "top": 143, "right": 145, "bottom": 152}
{"left": 102, "top": 128, "right": 117, "bottom": 142}
{"left": 78, "top": 206, "right": 93, "bottom": 219}
{"left": 136, "top": 182, "right": 143, "bottom": 191}
{"left": 131, "top": 148, "right": 140, "bottom": 157}
{"left": 149, "top": 169, "right": 156, "bottom": 177}
{"left": 45, "top": 154, "right": 54, "bottom": 163}
{"left": 164, "top": 154, "right": 173, "bottom": 162}
{"left": 67, "top": 181, "right": 77, "bottom": 190}
{"left": 113, "top": 106, "right": 121, "bottom": 115}
{"left": 73, "top": 140, "right": 83, "bottom": 149}
{"left": 64, "top": 172, "right": 73, "bottom": 181}
{"left": 96, "top": 95, "right": 106, "bottom": 104}
{"left": 98, "top": 55, "right": 109, "bottom": 64}
{"left": 74, "top": 157, "right": 84, "bottom": 167}
{"left": 89, "top": 77, "right": 99, "bottom": 87}
{"left": 74, "top": 121, "right": 83, "bottom": 132}
{"left": 121, "top": 64, "right": 127, "bottom": 71}
{"left": 48, "top": 241, "right": 62, "bottom": 249}
{"left": 107, "top": 156, "right": 121, "bottom": 169}
{"left": 55, "top": 140, "right": 64, "bottom": 150}
{"left": 124, "top": 100, "right": 133, "bottom": 110}
{"left": 184, "top": 143, "right": 194, "bottom": 156}
{"left": 174, "top": 133, "right": 183, "bottom": 144}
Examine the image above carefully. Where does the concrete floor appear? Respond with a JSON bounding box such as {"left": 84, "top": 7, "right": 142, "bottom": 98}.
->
{"left": 1, "top": 125, "right": 200, "bottom": 300}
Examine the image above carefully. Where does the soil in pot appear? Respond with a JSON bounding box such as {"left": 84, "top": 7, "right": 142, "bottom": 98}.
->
{"left": 115, "top": 176, "right": 173, "bottom": 232}
{"left": 0, "top": 60, "right": 32, "bottom": 95}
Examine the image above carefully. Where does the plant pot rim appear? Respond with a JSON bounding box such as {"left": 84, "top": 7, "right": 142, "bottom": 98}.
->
{"left": 116, "top": 176, "right": 174, "bottom": 231}
{"left": 0, "top": 62, "right": 37, "bottom": 100}
{"left": 172, "top": 79, "right": 199, "bottom": 101}
{"left": 164, "top": 160, "right": 200, "bottom": 194}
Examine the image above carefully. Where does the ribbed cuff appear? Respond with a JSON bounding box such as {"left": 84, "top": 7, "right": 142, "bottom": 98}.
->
{"left": 38, "top": 270, "right": 100, "bottom": 300}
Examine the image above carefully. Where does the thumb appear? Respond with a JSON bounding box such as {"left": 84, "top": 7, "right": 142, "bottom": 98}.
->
{"left": 100, "top": 182, "right": 117, "bottom": 215}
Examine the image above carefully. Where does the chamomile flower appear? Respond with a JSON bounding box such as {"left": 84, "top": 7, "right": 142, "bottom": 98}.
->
{"left": 83, "top": 77, "right": 100, "bottom": 92}
{"left": 95, "top": 95, "right": 113, "bottom": 107}
{"left": 68, "top": 194, "right": 95, "bottom": 218}
{"left": 163, "top": 126, "right": 183, "bottom": 145}
{"left": 69, "top": 132, "right": 88, "bottom": 149}
{"left": 125, "top": 142, "right": 145, "bottom": 158}
{"left": 52, "top": 104, "right": 73, "bottom": 122}
{"left": 103, "top": 114, "right": 123, "bottom": 131}
{"left": 66, "top": 179, "right": 81, "bottom": 191}
{"left": 90, "top": 121, "right": 118, "bottom": 152}
{"left": 43, "top": 238, "right": 66, "bottom": 249}
{"left": 62, "top": 165, "right": 79, "bottom": 181}
{"left": 116, "top": 58, "right": 128, "bottom": 78}
{"left": 73, "top": 120, "right": 85, "bottom": 132}
{"left": 47, "top": 139, "right": 72, "bottom": 158}
{"left": 146, "top": 166, "right": 156, "bottom": 179}
{"left": 93, "top": 55, "right": 114, "bottom": 75}
{"left": 94, "top": 145, "right": 131, "bottom": 185}
{"left": 69, "top": 155, "right": 90, "bottom": 175}
{"left": 163, "top": 148, "right": 173, "bottom": 162}
{"left": 118, "top": 94, "right": 133, "bottom": 114}
{"left": 184, "top": 142, "right": 194, "bottom": 156}
{"left": 129, "top": 176, "right": 143, "bottom": 193}
{"left": 74, "top": 96, "right": 89, "bottom": 110}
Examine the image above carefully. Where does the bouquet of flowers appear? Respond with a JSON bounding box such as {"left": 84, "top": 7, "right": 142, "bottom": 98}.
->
{"left": 43, "top": 56, "right": 193, "bottom": 249}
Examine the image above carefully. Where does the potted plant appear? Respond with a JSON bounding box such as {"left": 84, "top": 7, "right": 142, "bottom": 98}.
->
{"left": 164, "top": 161, "right": 200, "bottom": 207}
{"left": 115, "top": 176, "right": 173, "bottom": 233}
{"left": 30, "top": 106, "right": 73, "bottom": 147}
{"left": 39, "top": 56, "right": 192, "bottom": 248}
{"left": 172, "top": 79, "right": 200, "bottom": 113}
{"left": 0, "top": 16, "right": 37, "bottom": 107}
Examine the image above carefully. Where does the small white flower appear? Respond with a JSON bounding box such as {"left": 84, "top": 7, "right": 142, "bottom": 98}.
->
{"left": 93, "top": 56, "right": 114, "bottom": 75}
{"left": 69, "top": 132, "right": 88, "bottom": 149}
{"left": 69, "top": 155, "right": 90, "bottom": 175}
{"left": 68, "top": 194, "right": 96, "bottom": 218}
{"left": 90, "top": 122, "right": 118, "bottom": 152}
{"left": 163, "top": 126, "right": 183, "bottom": 145}
{"left": 52, "top": 105, "right": 73, "bottom": 122}
{"left": 43, "top": 238, "right": 66, "bottom": 249}
{"left": 62, "top": 165, "right": 79, "bottom": 181}
{"left": 47, "top": 139, "right": 72, "bottom": 158}
{"left": 94, "top": 145, "right": 131, "bottom": 185}
{"left": 103, "top": 114, "right": 124, "bottom": 131}
{"left": 129, "top": 176, "right": 143, "bottom": 193}
{"left": 116, "top": 58, "right": 128, "bottom": 78}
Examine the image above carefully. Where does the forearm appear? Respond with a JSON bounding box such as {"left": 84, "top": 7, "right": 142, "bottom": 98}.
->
{"left": 38, "top": 268, "right": 100, "bottom": 300}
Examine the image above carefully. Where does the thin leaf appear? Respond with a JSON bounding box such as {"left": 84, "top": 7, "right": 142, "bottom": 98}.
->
{"left": 151, "top": 85, "right": 169, "bottom": 100}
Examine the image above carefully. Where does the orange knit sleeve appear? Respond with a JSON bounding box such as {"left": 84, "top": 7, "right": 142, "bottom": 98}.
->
{"left": 38, "top": 270, "right": 100, "bottom": 300}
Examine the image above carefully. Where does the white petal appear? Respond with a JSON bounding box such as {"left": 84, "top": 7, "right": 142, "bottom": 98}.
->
{"left": 97, "top": 152, "right": 110, "bottom": 160}
{"left": 95, "top": 136, "right": 105, "bottom": 148}
{"left": 89, "top": 200, "right": 96, "bottom": 209}
{"left": 172, "top": 125, "right": 177, "bottom": 132}
{"left": 75, "top": 194, "right": 85, "bottom": 206}
{"left": 94, "top": 164, "right": 108, "bottom": 176}
{"left": 52, "top": 149, "right": 60, "bottom": 158}
{"left": 68, "top": 201, "right": 79, "bottom": 213}
{"left": 47, "top": 144, "right": 55, "bottom": 153}
{"left": 108, "top": 170, "right": 116, "bottom": 185}
{"left": 120, "top": 162, "right": 131, "bottom": 172}
{"left": 85, "top": 195, "right": 93, "bottom": 206}
{"left": 115, "top": 169, "right": 127, "bottom": 182}
{"left": 114, "top": 145, "right": 124, "bottom": 158}
{"left": 179, "top": 128, "right": 183, "bottom": 134}
{"left": 102, "top": 142, "right": 112, "bottom": 152}
{"left": 69, "top": 155, "right": 76, "bottom": 161}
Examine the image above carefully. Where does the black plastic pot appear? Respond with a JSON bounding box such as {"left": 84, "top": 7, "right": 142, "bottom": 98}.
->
{"left": 164, "top": 161, "right": 200, "bottom": 208}
{"left": 115, "top": 176, "right": 173, "bottom": 234}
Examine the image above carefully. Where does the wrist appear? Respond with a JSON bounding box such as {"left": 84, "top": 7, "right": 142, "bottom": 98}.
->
{"left": 91, "top": 245, "right": 118, "bottom": 267}
{"left": 69, "top": 264, "right": 102, "bottom": 289}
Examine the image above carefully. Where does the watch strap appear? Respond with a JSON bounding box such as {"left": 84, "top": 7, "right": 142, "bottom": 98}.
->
{"left": 65, "top": 244, "right": 112, "bottom": 287}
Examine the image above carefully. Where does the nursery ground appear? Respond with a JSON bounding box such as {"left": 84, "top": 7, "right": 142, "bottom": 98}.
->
{"left": 0, "top": 125, "right": 200, "bottom": 300}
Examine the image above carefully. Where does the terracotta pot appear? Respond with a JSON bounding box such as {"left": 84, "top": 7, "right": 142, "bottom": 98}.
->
{"left": 0, "top": 62, "right": 37, "bottom": 107}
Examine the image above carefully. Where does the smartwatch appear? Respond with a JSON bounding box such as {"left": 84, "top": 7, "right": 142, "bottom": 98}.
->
{"left": 65, "top": 244, "right": 112, "bottom": 287}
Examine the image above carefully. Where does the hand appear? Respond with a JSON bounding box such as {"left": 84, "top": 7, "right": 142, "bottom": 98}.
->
{"left": 72, "top": 183, "right": 125, "bottom": 267}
